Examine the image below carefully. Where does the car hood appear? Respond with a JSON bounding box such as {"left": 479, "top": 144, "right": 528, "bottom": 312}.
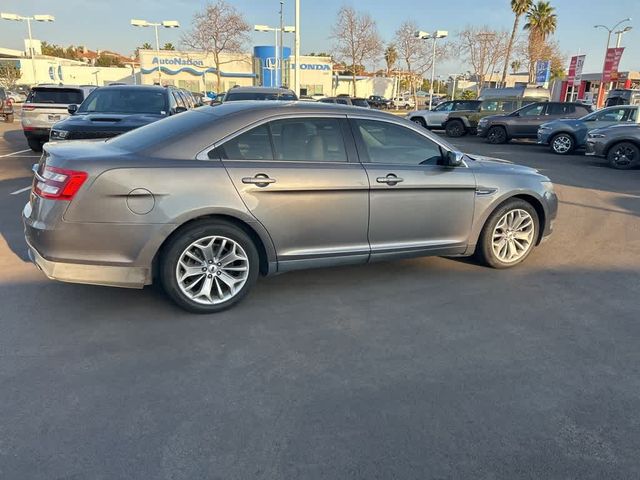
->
{"left": 590, "top": 123, "right": 640, "bottom": 135}
{"left": 466, "top": 153, "right": 541, "bottom": 176}
{"left": 54, "top": 113, "right": 165, "bottom": 130}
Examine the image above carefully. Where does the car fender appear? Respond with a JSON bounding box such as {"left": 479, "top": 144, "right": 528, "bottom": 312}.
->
{"left": 446, "top": 115, "right": 471, "bottom": 128}
{"left": 603, "top": 136, "right": 640, "bottom": 156}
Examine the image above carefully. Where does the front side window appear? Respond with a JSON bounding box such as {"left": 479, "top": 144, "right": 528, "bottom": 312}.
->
{"left": 219, "top": 124, "right": 273, "bottom": 160}
{"left": 434, "top": 102, "right": 453, "bottom": 112}
{"left": 547, "top": 103, "right": 575, "bottom": 115}
{"left": 336, "top": 98, "right": 349, "bottom": 105}
{"left": 270, "top": 118, "right": 347, "bottom": 162}
{"left": 596, "top": 108, "right": 627, "bottom": 122}
{"left": 355, "top": 119, "right": 443, "bottom": 166}
{"left": 518, "top": 103, "right": 545, "bottom": 116}
{"left": 481, "top": 100, "right": 517, "bottom": 113}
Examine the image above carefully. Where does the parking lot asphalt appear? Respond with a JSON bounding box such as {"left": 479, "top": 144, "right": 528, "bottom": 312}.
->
{"left": 1, "top": 117, "right": 639, "bottom": 479}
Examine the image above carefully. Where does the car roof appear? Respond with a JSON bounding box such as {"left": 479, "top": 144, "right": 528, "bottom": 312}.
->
{"left": 200, "top": 100, "right": 397, "bottom": 119}
{"left": 227, "top": 86, "right": 294, "bottom": 94}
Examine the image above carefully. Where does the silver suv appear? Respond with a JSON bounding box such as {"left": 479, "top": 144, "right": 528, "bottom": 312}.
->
{"left": 24, "top": 102, "right": 557, "bottom": 313}
{"left": 22, "top": 85, "right": 95, "bottom": 151}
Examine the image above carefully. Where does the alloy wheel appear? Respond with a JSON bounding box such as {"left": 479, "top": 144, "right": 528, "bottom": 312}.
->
{"left": 610, "top": 144, "right": 637, "bottom": 167}
{"left": 491, "top": 209, "right": 535, "bottom": 264}
{"left": 176, "top": 235, "right": 250, "bottom": 305}
{"left": 552, "top": 135, "right": 572, "bottom": 154}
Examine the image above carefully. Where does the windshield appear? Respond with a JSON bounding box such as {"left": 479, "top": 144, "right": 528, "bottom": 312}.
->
{"left": 224, "top": 92, "right": 297, "bottom": 101}
{"left": 78, "top": 89, "right": 167, "bottom": 114}
{"left": 26, "top": 88, "right": 84, "bottom": 104}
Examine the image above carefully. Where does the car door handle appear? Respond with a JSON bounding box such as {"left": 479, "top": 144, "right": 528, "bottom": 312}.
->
{"left": 376, "top": 174, "right": 404, "bottom": 185}
{"left": 242, "top": 174, "right": 276, "bottom": 187}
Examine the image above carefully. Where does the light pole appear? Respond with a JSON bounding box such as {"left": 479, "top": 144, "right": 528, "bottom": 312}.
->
{"left": 279, "top": 2, "right": 285, "bottom": 87}
{"left": 131, "top": 19, "right": 180, "bottom": 84}
{"left": 448, "top": 73, "right": 463, "bottom": 100}
{"left": 415, "top": 29, "right": 448, "bottom": 110}
{"left": 595, "top": 18, "right": 631, "bottom": 107}
{"left": 294, "top": 0, "right": 300, "bottom": 96}
{"left": 1, "top": 12, "right": 55, "bottom": 86}
{"left": 255, "top": 24, "right": 295, "bottom": 87}
{"left": 615, "top": 25, "right": 633, "bottom": 47}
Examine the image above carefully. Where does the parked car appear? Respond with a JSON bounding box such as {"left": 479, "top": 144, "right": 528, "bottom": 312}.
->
{"left": 585, "top": 123, "right": 640, "bottom": 169}
{"left": 319, "top": 97, "right": 370, "bottom": 108}
{"left": 49, "top": 85, "right": 190, "bottom": 142}
{"left": 605, "top": 88, "right": 640, "bottom": 107}
{"left": 22, "top": 85, "right": 95, "bottom": 151}
{"left": 6, "top": 90, "right": 27, "bottom": 103}
{"left": 222, "top": 86, "right": 297, "bottom": 102}
{"left": 408, "top": 100, "right": 482, "bottom": 129}
{"left": 367, "top": 95, "right": 391, "bottom": 109}
{"left": 0, "top": 87, "right": 14, "bottom": 123}
{"left": 444, "top": 87, "right": 550, "bottom": 137}
{"left": 538, "top": 105, "right": 640, "bottom": 155}
{"left": 477, "top": 102, "right": 592, "bottom": 144}
{"left": 24, "top": 102, "right": 557, "bottom": 313}
{"left": 391, "top": 96, "right": 415, "bottom": 109}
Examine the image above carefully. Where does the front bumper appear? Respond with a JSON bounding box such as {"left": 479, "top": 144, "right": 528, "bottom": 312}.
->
{"left": 23, "top": 127, "right": 50, "bottom": 141}
{"left": 537, "top": 130, "right": 552, "bottom": 145}
{"left": 476, "top": 124, "right": 488, "bottom": 137}
{"left": 585, "top": 139, "right": 606, "bottom": 157}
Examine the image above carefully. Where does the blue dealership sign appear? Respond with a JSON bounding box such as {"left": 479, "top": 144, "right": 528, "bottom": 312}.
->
{"left": 535, "top": 60, "right": 550, "bottom": 85}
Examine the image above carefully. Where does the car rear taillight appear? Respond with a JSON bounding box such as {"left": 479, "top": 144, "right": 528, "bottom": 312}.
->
{"left": 22, "top": 104, "right": 35, "bottom": 111}
{"left": 34, "top": 165, "right": 87, "bottom": 201}
{"left": 6, "top": 99, "right": 12, "bottom": 107}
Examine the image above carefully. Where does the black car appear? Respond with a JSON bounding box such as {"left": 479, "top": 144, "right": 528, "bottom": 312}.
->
{"left": 477, "top": 101, "right": 592, "bottom": 144}
{"left": 319, "top": 97, "right": 370, "bottom": 108}
{"left": 221, "top": 86, "right": 298, "bottom": 102}
{"left": 367, "top": 95, "right": 391, "bottom": 109}
{"left": 49, "top": 85, "right": 189, "bottom": 141}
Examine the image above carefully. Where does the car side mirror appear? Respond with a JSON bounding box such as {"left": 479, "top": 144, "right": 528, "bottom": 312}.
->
{"left": 446, "top": 151, "right": 464, "bottom": 167}
{"left": 67, "top": 104, "right": 78, "bottom": 115}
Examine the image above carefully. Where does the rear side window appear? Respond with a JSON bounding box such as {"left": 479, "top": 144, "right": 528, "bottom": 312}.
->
{"left": 319, "top": 98, "right": 335, "bottom": 104}
{"left": 352, "top": 99, "right": 369, "bottom": 107}
{"left": 455, "top": 101, "right": 479, "bottom": 111}
{"left": 270, "top": 118, "right": 347, "bottom": 162}
{"left": 336, "top": 98, "right": 349, "bottom": 105}
{"left": 26, "top": 88, "right": 84, "bottom": 104}
{"left": 219, "top": 125, "right": 273, "bottom": 160}
{"left": 547, "top": 103, "right": 576, "bottom": 115}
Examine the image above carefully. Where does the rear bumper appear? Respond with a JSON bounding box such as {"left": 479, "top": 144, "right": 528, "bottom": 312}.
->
{"left": 27, "top": 239, "right": 148, "bottom": 289}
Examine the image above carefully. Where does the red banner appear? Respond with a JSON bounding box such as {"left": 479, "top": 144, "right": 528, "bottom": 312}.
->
{"left": 567, "top": 56, "right": 577, "bottom": 84}
{"left": 602, "top": 47, "right": 624, "bottom": 82}
{"left": 567, "top": 55, "right": 586, "bottom": 87}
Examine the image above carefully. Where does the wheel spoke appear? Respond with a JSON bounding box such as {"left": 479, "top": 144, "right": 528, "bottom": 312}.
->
{"left": 491, "top": 209, "right": 535, "bottom": 264}
{"left": 179, "top": 262, "right": 206, "bottom": 281}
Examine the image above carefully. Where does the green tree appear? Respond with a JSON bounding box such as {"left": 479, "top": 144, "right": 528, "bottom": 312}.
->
{"left": 501, "top": 0, "right": 532, "bottom": 86}
{"left": 0, "top": 63, "right": 21, "bottom": 89}
{"left": 384, "top": 45, "right": 397, "bottom": 75}
{"left": 524, "top": 1, "right": 558, "bottom": 82}
{"left": 95, "top": 54, "right": 124, "bottom": 67}
{"left": 457, "top": 89, "right": 477, "bottom": 100}
{"left": 511, "top": 59, "right": 522, "bottom": 73}
{"left": 163, "top": 42, "right": 176, "bottom": 50}
{"left": 141, "top": 42, "right": 153, "bottom": 50}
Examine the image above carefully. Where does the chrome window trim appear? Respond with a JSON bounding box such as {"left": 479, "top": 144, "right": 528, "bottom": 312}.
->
{"left": 195, "top": 112, "right": 350, "bottom": 161}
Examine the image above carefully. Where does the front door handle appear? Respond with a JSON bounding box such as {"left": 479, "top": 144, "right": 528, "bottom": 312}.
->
{"left": 376, "top": 174, "right": 404, "bottom": 186}
{"left": 242, "top": 174, "right": 276, "bottom": 187}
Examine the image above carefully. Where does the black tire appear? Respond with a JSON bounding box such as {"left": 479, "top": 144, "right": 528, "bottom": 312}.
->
{"left": 445, "top": 119, "right": 466, "bottom": 137}
{"left": 27, "top": 138, "right": 43, "bottom": 152}
{"left": 160, "top": 220, "right": 260, "bottom": 313}
{"left": 486, "top": 125, "right": 508, "bottom": 144}
{"left": 607, "top": 141, "right": 640, "bottom": 170}
{"left": 550, "top": 133, "right": 574, "bottom": 155}
{"left": 411, "top": 117, "right": 427, "bottom": 128}
{"left": 475, "top": 198, "right": 540, "bottom": 269}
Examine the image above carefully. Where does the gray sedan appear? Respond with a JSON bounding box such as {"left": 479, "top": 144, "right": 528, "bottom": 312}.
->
{"left": 24, "top": 102, "right": 557, "bottom": 313}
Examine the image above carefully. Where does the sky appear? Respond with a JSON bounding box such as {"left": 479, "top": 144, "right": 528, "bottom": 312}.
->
{"left": 1, "top": 0, "right": 638, "bottom": 76}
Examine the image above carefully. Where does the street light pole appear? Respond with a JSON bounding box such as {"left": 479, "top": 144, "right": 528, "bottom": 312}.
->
{"left": 615, "top": 26, "right": 633, "bottom": 47}
{"left": 154, "top": 24, "right": 161, "bottom": 83}
{"left": 280, "top": 1, "right": 284, "bottom": 87}
{"left": 416, "top": 29, "right": 448, "bottom": 110}
{"left": 294, "top": 0, "right": 300, "bottom": 96}
{"left": 255, "top": 25, "right": 295, "bottom": 88}
{"left": 595, "top": 18, "right": 631, "bottom": 107}
{"left": 131, "top": 19, "right": 180, "bottom": 85}
{"left": 1, "top": 12, "right": 55, "bottom": 86}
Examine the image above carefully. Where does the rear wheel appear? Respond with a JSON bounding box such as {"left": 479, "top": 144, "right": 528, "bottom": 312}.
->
{"left": 411, "top": 117, "right": 427, "bottom": 128}
{"left": 476, "top": 199, "right": 539, "bottom": 269}
{"left": 550, "top": 133, "right": 574, "bottom": 155}
{"left": 486, "top": 126, "right": 508, "bottom": 144}
{"left": 160, "top": 221, "right": 259, "bottom": 313}
{"left": 445, "top": 119, "right": 466, "bottom": 137}
{"left": 27, "top": 138, "right": 43, "bottom": 152}
{"left": 607, "top": 141, "right": 640, "bottom": 170}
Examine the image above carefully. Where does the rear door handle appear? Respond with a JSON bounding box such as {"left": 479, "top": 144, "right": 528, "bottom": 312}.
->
{"left": 242, "top": 174, "right": 276, "bottom": 187}
{"left": 376, "top": 174, "right": 404, "bottom": 185}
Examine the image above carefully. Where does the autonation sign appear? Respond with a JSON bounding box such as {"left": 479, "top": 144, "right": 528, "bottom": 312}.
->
{"left": 152, "top": 56, "right": 204, "bottom": 67}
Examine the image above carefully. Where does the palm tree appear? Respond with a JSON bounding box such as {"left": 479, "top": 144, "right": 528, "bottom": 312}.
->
{"left": 511, "top": 60, "right": 521, "bottom": 73}
{"left": 141, "top": 42, "right": 152, "bottom": 50}
{"left": 163, "top": 42, "right": 176, "bottom": 51}
{"left": 523, "top": 1, "right": 558, "bottom": 81}
{"left": 501, "top": 0, "right": 532, "bottom": 86}
{"left": 384, "top": 45, "right": 397, "bottom": 76}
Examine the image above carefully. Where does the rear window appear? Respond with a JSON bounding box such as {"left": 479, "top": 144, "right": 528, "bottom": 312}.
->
{"left": 224, "top": 92, "right": 297, "bottom": 101}
{"left": 78, "top": 88, "right": 168, "bottom": 114}
{"left": 26, "top": 88, "right": 84, "bottom": 105}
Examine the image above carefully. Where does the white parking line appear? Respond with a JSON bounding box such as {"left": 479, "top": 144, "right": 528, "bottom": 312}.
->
{"left": 0, "top": 149, "right": 31, "bottom": 158}
{"left": 10, "top": 186, "right": 31, "bottom": 195}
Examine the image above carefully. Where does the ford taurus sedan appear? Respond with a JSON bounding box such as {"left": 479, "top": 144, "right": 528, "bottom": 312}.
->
{"left": 24, "top": 102, "right": 557, "bottom": 313}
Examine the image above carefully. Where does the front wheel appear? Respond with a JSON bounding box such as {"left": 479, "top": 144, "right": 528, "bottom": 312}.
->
{"left": 607, "top": 141, "right": 640, "bottom": 170}
{"left": 411, "top": 117, "right": 427, "bottom": 128}
{"left": 445, "top": 120, "right": 466, "bottom": 137}
{"left": 160, "top": 221, "right": 259, "bottom": 313}
{"left": 486, "top": 126, "right": 508, "bottom": 144}
{"left": 476, "top": 199, "right": 539, "bottom": 269}
{"left": 550, "top": 133, "right": 574, "bottom": 155}
{"left": 27, "top": 138, "right": 43, "bottom": 152}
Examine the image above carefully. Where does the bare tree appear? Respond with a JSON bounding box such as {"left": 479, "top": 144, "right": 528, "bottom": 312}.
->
{"left": 514, "top": 36, "right": 565, "bottom": 83}
{"left": 456, "top": 27, "right": 509, "bottom": 91}
{"left": 0, "top": 63, "right": 21, "bottom": 90}
{"left": 182, "top": 0, "right": 250, "bottom": 93}
{"left": 331, "top": 6, "right": 382, "bottom": 96}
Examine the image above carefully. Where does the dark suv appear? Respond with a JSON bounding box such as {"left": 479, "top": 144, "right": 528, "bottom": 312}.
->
{"left": 477, "top": 102, "right": 592, "bottom": 144}
{"left": 367, "top": 95, "right": 391, "bottom": 109}
{"left": 49, "top": 85, "right": 190, "bottom": 142}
